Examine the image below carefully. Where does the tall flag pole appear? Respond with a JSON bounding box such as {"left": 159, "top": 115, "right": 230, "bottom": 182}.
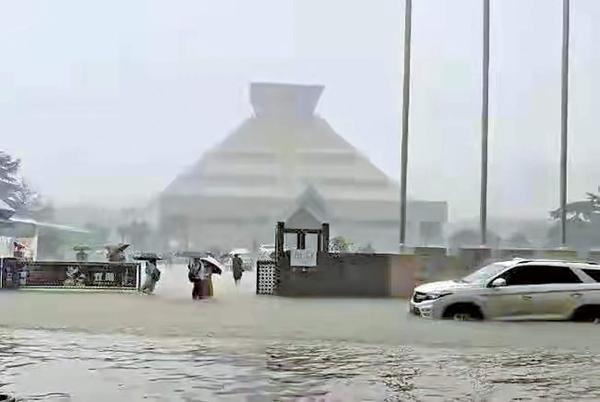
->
{"left": 560, "top": 0, "right": 570, "bottom": 246}
{"left": 480, "top": 0, "right": 491, "bottom": 246}
{"left": 400, "top": 0, "right": 413, "bottom": 248}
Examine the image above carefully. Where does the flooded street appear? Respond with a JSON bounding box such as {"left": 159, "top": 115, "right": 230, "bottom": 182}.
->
{"left": 2, "top": 266, "right": 600, "bottom": 401}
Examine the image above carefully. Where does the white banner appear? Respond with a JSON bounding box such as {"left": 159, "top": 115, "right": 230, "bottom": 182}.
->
{"left": 290, "top": 249, "right": 317, "bottom": 267}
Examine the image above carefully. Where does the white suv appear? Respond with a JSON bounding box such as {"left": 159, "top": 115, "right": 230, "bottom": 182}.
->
{"left": 410, "top": 259, "right": 600, "bottom": 321}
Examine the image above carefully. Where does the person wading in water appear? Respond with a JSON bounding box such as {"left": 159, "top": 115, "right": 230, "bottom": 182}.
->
{"left": 188, "top": 256, "right": 223, "bottom": 300}
{"left": 203, "top": 257, "right": 223, "bottom": 298}
{"left": 188, "top": 257, "right": 204, "bottom": 300}
{"left": 141, "top": 256, "right": 161, "bottom": 294}
{"left": 232, "top": 254, "right": 244, "bottom": 286}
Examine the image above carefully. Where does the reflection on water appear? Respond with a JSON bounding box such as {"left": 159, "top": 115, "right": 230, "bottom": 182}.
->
{"left": 2, "top": 330, "right": 600, "bottom": 401}
{"left": 1, "top": 267, "right": 600, "bottom": 401}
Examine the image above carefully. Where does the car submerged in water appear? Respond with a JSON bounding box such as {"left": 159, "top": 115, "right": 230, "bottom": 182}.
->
{"left": 410, "top": 258, "right": 600, "bottom": 321}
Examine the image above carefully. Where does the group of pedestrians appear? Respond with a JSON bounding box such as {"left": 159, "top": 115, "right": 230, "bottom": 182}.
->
{"left": 138, "top": 253, "right": 245, "bottom": 300}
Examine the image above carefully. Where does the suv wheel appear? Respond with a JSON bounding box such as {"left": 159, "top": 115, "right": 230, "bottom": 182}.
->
{"left": 572, "top": 305, "right": 600, "bottom": 322}
{"left": 443, "top": 303, "right": 484, "bottom": 321}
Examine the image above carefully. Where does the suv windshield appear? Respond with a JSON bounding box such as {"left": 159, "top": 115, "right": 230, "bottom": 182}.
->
{"left": 460, "top": 263, "right": 508, "bottom": 284}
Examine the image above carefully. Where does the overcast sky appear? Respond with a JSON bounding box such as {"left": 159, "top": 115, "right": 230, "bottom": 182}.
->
{"left": 1, "top": 0, "right": 599, "bottom": 221}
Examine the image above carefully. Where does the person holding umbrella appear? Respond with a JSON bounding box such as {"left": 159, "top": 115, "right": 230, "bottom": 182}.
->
{"left": 188, "top": 257, "right": 204, "bottom": 300}
{"left": 202, "top": 255, "right": 224, "bottom": 298}
{"left": 191, "top": 255, "right": 224, "bottom": 299}
{"left": 183, "top": 251, "right": 225, "bottom": 299}
{"left": 105, "top": 243, "right": 129, "bottom": 262}
{"left": 135, "top": 253, "right": 162, "bottom": 294}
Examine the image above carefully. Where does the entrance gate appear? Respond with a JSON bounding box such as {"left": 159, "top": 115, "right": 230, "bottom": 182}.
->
{"left": 255, "top": 221, "right": 330, "bottom": 295}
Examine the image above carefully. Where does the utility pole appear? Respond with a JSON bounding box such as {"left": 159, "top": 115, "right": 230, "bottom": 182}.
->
{"left": 400, "top": 0, "right": 412, "bottom": 248}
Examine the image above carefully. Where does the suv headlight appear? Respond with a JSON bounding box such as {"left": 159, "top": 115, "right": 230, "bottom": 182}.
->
{"left": 413, "top": 292, "right": 452, "bottom": 303}
{"left": 426, "top": 292, "right": 452, "bottom": 300}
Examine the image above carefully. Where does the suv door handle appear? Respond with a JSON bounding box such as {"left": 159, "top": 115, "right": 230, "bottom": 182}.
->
{"left": 571, "top": 293, "right": 583, "bottom": 299}
{"left": 521, "top": 295, "right": 532, "bottom": 301}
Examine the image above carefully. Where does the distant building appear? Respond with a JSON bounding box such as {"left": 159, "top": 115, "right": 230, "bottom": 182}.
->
{"left": 159, "top": 83, "right": 447, "bottom": 252}
{"left": 0, "top": 201, "right": 88, "bottom": 260}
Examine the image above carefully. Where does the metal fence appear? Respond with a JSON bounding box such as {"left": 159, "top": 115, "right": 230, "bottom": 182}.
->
{"left": 256, "top": 260, "right": 278, "bottom": 295}
{"left": 0, "top": 259, "right": 141, "bottom": 290}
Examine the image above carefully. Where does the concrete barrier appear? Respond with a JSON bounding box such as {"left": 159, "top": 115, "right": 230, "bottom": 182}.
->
{"left": 0, "top": 259, "right": 141, "bottom": 290}
{"left": 589, "top": 250, "right": 600, "bottom": 263}
{"left": 540, "top": 249, "right": 580, "bottom": 261}
{"left": 277, "top": 252, "right": 390, "bottom": 297}
{"left": 388, "top": 254, "right": 419, "bottom": 298}
{"left": 492, "top": 248, "right": 537, "bottom": 260}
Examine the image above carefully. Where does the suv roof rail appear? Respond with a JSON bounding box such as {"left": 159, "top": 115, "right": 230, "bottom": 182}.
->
{"left": 556, "top": 259, "right": 599, "bottom": 265}
{"left": 510, "top": 258, "right": 600, "bottom": 266}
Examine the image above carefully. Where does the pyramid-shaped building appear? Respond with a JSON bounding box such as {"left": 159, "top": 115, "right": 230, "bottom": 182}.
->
{"left": 159, "top": 83, "right": 447, "bottom": 252}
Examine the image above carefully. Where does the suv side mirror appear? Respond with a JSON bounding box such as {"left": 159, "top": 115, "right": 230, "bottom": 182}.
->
{"left": 491, "top": 278, "right": 507, "bottom": 288}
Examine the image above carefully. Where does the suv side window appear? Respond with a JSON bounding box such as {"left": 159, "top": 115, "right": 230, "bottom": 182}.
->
{"left": 583, "top": 269, "right": 600, "bottom": 282}
{"left": 501, "top": 265, "right": 582, "bottom": 286}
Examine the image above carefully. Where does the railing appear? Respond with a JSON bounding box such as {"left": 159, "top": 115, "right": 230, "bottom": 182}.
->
{"left": 256, "top": 260, "right": 278, "bottom": 295}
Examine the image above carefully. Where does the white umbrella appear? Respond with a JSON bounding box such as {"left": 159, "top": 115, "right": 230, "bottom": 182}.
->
{"left": 229, "top": 248, "right": 250, "bottom": 256}
{"left": 200, "top": 256, "right": 225, "bottom": 274}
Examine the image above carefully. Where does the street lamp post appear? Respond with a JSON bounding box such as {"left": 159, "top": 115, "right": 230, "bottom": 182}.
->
{"left": 400, "top": 0, "right": 412, "bottom": 249}
{"left": 480, "top": 0, "right": 490, "bottom": 246}
{"left": 560, "top": 0, "right": 570, "bottom": 246}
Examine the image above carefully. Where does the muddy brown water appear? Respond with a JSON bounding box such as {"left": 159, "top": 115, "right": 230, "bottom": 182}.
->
{"left": 1, "top": 266, "right": 600, "bottom": 401}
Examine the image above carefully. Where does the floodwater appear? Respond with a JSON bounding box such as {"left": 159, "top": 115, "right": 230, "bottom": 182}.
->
{"left": 1, "top": 266, "right": 600, "bottom": 401}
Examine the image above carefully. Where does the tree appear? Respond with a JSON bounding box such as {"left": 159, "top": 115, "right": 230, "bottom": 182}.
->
{"left": 550, "top": 192, "right": 600, "bottom": 223}
{"left": 329, "top": 236, "right": 354, "bottom": 253}
{"left": 548, "top": 190, "right": 600, "bottom": 248}
{"left": 0, "top": 151, "right": 38, "bottom": 213}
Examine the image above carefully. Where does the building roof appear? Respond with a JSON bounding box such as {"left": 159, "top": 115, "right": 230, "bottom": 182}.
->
{"left": 284, "top": 186, "right": 329, "bottom": 229}
{"left": 250, "top": 82, "right": 324, "bottom": 118}
{"left": 162, "top": 82, "right": 447, "bottom": 223}
{"left": 0, "top": 199, "right": 15, "bottom": 220}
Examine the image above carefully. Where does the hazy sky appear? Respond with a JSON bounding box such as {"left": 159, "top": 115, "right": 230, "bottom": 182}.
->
{"left": 1, "top": 0, "right": 599, "bottom": 221}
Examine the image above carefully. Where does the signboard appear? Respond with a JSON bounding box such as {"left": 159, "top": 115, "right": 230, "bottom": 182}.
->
{"left": 0, "top": 258, "right": 21, "bottom": 288}
{"left": 0, "top": 237, "right": 12, "bottom": 258}
{"left": 290, "top": 249, "right": 317, "bottom": 267}
{"left": 0, "top": 260, "right": 140, "bottom": 290}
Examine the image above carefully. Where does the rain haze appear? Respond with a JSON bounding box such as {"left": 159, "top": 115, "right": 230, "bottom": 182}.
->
{"left": 2, "top": 0, "right": 600, "bottom": 221}
{"left": 5, "top": 1, "right": 600, "bottom": 401}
